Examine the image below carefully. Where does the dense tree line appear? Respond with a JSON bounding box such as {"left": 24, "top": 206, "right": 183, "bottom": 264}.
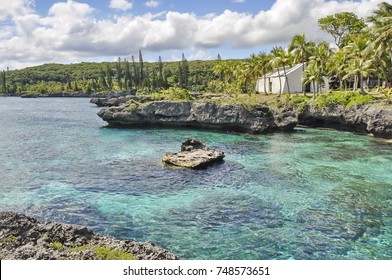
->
{"left": 213, "top": 2, "right": 392, "bottom": 97}
{"left": 1, "top": 2, "right": 391, "bottom": 97}
{"left": 2, "top": 50, "right": 220, "bottom": 96}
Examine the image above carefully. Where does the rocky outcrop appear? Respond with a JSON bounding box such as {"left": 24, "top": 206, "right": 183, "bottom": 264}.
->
{"left": 162, "top": 139, "right": 225, "bottom": 168}
{"left": 0, "top": 212, "right": 178, "bottom": 260}
{"left": 97, "top": 101, "right": 297, "bottom": 134}
{"left": 299, "top": 103, "right": 392, "bottom": 139}
{"left": 90, "top": 96, "right": 129, "bottom": 107}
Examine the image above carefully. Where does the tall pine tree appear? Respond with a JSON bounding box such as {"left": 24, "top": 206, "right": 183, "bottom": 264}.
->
{"left": 158, "top": 56, "right": 164, "bottom": 89}
{"left": 178, "top": 53, "right": 189, "bottom": 89}
{"left": 1, "top": 71, "right": 7, "bottom": 94}
{"left": 132, "top": 55, "right": 139, "bottom": 89}
{"left": 106, "top": 64, "right": 113, "bottom": 90}
{"left": 139, "top": 50, "right": 144, "bottom": 88}
{"left": 124, "top": 59, "right": 132, "bottom": 91}
{"left": 99, "top": 67, "right": 108, "bottom": 90}
{"left": 116, "top": 57, "right": 123, "bottom": 91}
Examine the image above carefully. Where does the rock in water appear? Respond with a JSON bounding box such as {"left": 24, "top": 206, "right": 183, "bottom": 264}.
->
{"left": 162, "top": 139, "right": 224, "bottom": 169}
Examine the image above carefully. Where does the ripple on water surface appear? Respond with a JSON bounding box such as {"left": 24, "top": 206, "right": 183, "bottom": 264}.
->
{"left": 0, "top": 97, "right": 391, "bottom": 259}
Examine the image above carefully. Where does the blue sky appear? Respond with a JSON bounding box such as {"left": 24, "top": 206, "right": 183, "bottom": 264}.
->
{"left": 0, "top": 0, "right": 384, "bottom": 70}
{"left": 34, "top": 1, "right": 277, "bottom": 18}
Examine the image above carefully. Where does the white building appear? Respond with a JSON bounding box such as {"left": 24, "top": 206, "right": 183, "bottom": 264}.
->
{"left": 256, "top": 63, "right": 329, "bottom": 94}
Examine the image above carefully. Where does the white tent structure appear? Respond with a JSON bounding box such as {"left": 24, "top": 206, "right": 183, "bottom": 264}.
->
{"left": 256, "top": 63, "right": 329, "bottom": 94}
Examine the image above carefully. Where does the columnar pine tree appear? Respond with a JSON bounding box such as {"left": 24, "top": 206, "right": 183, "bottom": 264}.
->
{"left": 106, "top": 64, "right": 113, "bottom": 90}
{"left": 99, "top": 68, "right": 108, "bottom": 90}
{"left": 116, "top": 57, "right": 123, "bottom": 91}
{"left": 132, "top": 55, "right": 139, "bottom": 89}
{"left": 139, "top": 50, "right": 144, "bottom": 88}
{"left": 124, "top": 59, "right": 132, "bottom": 91}
{"left": 178, "top": 53, "right": 189, "bottom": 89}
{"left": 158, "top": 56, "right": 164, "bottom": 89}
{"left": 1, "top": 71, "right": 6, "bottom": 94}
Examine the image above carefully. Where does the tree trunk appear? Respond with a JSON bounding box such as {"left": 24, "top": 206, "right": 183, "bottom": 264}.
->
{"left": 301, "top": 62, "right": 305, "bottom": 95}
{"left": 264, "top": 76, "right": 268, "bottom": 95}
{"left": 283, "top": 65, "right": 291, "bottom": 95}
{"left": 377, "top": 76, "right": 381, "bottom": 92}
{"left": 277, "top": 68, "right": 282, "bottom": 97}
{"left": 360, "top": 74, "right": 367, "bottom": 95}
{"left": 312, "top": 80, "right": 316, "bottom": 99}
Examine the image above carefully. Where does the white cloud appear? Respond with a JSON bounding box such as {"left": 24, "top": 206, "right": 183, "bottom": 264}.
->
{"left": 0, "top": 0, "right": 34, "bottom": 21}
{"left": 0, "top": 0, "right": 386, "bottom": 70}
{"left": 109, "top": 0, "right": 133, "bottom": 11}
{"left": 145, "top": 0, "right": 160, "bottom": 8}
{"left": 233, "top": 0, "right": 246, "bottom": 3}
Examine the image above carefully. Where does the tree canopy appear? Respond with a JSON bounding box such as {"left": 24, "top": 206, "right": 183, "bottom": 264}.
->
{"left": 318, "top": 12, "right": 366, "bottom": 49}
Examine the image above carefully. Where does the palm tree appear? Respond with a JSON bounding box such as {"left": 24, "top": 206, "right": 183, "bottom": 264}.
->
{"left": 303, "top": 61, "right": 324, "bottom": 98}
{"left": 270, "top": 47, "right": 292, "bottom": 96}
{"left": 289, "top": 34, "right": 315, "bottom": 94}
{"left": 343, "top": 35, "right": 374, "bottom": 94}
{"left": 327, "top": 49, "right": 348, "bottom": 90}
{"left": 270, "top": 47, "right": 284, "bottom": 96}
{"left": 257, "top": 52, "right": 272, "bottom": 95}
{"left": 372, "top": 44, "right": 388, "bottom": 90}
{"left": 308, "top": 42, "right": 331, "bottom": 93}
{"left": 367, "top": 2, "right": 392, "bottom": 87}
{"left": 368, "top": 2, "right": 392, "bottom": 63}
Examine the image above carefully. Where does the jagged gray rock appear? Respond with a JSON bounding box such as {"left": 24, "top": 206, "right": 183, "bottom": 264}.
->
{"left": 162, "top": 139, "right": 224, "bottom": 168}
{"left": 97, "top": 101, "right": 297, "bottom": 134}
{"left": 299, "top": 103, "right": 392, "bottom": 139}
{"left": 0, "top": 212, "right": 178, "bottom": 260}
{"left": 90, "top": 97, "right": 129, "bottom": 107}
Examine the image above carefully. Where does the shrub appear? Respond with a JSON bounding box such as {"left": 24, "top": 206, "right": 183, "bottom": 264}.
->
{"left": 92, "top": 246, "right": 136, "bottom": 260}
{"left": 50, "top": 242, "right": 64, "bottom": 252}
{"left": 346, "top": 94, "right": 376, "bottom": 107}
{"left": 3, "top": 235, "right": 18, "bottom": 246}
{"left": 290, "top": 95, "right": 311, "bottom": 112}
{"left": 382, "top": 88, "right": 392, "bottom": 104}
{"left": 153, "top": 87, "right": 194, "bottom": 101}
{"left": 311, "top": 91, "right": 376, "bottom": 109}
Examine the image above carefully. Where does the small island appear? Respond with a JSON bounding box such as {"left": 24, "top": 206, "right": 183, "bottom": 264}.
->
{"left": 162, "top": 139, "right": 225, "bottom": 169}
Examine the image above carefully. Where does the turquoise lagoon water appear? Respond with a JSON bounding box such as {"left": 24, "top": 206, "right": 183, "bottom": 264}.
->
{"left": 0, "top": 97, "right": 391, "bottom": 260}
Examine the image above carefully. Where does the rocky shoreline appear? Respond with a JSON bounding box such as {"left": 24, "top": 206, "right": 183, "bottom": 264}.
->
{"left": 298, "top": 103, "right": 392, "bottom": 139}
{"left": 96, "top": 99, "right": 297, "bottom": 134}
{"left": 0, "top": 212, "right": 178, "bottom": 260}
{"left": 92, "top": 96, "right": 392, "bottom": 139}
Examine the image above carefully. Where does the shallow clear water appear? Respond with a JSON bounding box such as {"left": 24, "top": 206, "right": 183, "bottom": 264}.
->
{"left": 0, "top": 97, "right": 391, "bottom": 260}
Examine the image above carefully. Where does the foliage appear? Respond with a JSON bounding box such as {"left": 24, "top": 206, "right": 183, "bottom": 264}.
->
{"left": 50, "top": 242, "right": 64, "bottom": 252}
{"left": 3, "top": 235, "right": 18, "bottom": 246}
{"left": 381, "top": 88, "right": 392, "bottom": 104}
{"left": 318, "top": 12, "right": 366, "bottom": 48}
{"left": 152, "top": 87, "right": 193, "bottom": 101}
{"left": 290, "top": 95, "right": 311, "bottom": 112}
{"left": 63, "top": 244, "right": 135, "bottom": 260}
{"left": 125, "top": 102, "right": 140, "bottom": 112}
{"left": 2, "top": 6, "right": 391, "bottom": 99}
{"left": 92, "top": 246, "right": 136, "bottom": 260}
{"left": 311, "top": 91, "right": 376, "bottom": 109}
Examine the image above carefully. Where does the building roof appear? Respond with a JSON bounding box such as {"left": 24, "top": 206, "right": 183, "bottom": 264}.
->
{"left": 261, "top": 63, "right": 303, "bottom": 79}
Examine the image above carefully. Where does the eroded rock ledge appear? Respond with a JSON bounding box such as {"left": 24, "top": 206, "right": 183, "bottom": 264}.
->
{"left": 97, "top": 100, "right": 297, "bottom": 134}
{"left": 0, "top": 212, "right": 178, "bottom": 260}
{"left": 299, "top": 103, "right": 392, "bottom": 139}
